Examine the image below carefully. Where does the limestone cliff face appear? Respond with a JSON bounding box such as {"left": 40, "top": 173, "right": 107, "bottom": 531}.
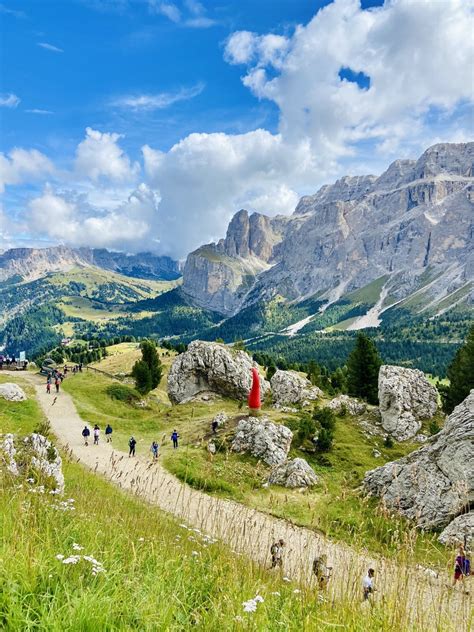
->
{"left": 181, "top": 142, "right": 473, "bottom": 317}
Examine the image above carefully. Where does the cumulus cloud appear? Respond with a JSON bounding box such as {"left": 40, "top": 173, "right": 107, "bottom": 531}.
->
{"left": 0, "top": 148, "right": 55, "bottom": 192}
{"left": 0, "top": 93, "right": 20, "bottom": 108}
{"left": 38, "top": 42, "right": 64, "bottom": 53}
{"left": 25, "top": 109, "right": 54, "bottom": 115}
{"left": 75, "top": 127, "right": 139, "bottom": 182}
{"left": 112, "top": 82, "right": 205, "bottom": 111}
{"left": 149, "top": 1, "right": 181, "bottom": 22}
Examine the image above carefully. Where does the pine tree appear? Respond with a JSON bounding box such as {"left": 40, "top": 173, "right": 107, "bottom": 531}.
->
{"left": 132, "top": 360, "right": 153, "bottom": 395}
{"left": 346, "top": 333, "right": 382, "bottom": 405}
{"left": 442, "top": 326, "right": 474, "bottom": 413}
{"left": 139, "top": 340, "right": 163, "bottom": 390}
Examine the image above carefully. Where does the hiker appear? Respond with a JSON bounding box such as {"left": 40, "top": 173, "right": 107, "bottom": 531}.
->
{"left": 270, "top": 539, "right": 285, "bottom": 569}
{"left": 313, "top": 554, "right": 332, "bottom": 590}
{"left": 46, "top": 380, "right": 51, "bottom": 394}
{"left": 150, "top": 441, "right": 159, "bottom": 461}
{"left": 55, "top": 376, "right": 60, "bottom": 393}
{"left": 453, "top": 544, "right": 471, "bottom": 590}
{"left": 93, "top": 424, "right": 100, "bottom": 445}
{"left": 363, "top": 568, "right": 375, "bottom": 600}
{"left": 105, "top": 424, "right": 113, "bottom": 443}
{"left": 171, "top": 430, "right": 179, "bottom": 449}
{"left": 211, "top": 419, "right": 218, "bottom": 434}
{"left": 82, "top": 426, "right": 91, "bottom": 446}
{"left": 129, "top": 436, "right": 137, "bottom": 457}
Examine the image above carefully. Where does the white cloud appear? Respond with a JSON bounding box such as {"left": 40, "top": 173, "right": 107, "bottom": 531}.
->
{"left": 38, "top": 42, "right": 64, "bottom": 53}
{"left": 149, "top": 1, "right": 181, "bottom": 22}
{"left": 112, "top": 82, "right": 205, "bottom": 111}
{"left": 0, "top": 93, "right": 20, "bottom": 108}
{"left": 75, "top": 127, "right": 139, "bottom": 182}
{"left": 25, "top": 109, "right": 54, "bottom": 115}
{"left": 225, "top": 31, "right": 289, "bottom": 68}
{"left": 0, "top": 148, "right": 55, "bottom": 192}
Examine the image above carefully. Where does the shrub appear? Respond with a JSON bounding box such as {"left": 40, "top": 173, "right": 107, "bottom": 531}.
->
{"left": 384, "top": 435, "right": 394, "bottom": 448}
{"left": 429, "top": 419, "right": 441, "bottom": 435}
{"left": 296, "top": 413, "right": 317, "bottom": 446}
{"left": 106, "top": 384, "right": 140, "bottom": 403}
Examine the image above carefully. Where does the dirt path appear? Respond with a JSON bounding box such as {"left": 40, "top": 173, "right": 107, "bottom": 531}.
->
{"left": 12, "top": 372, "right": 471, "bottom": 631}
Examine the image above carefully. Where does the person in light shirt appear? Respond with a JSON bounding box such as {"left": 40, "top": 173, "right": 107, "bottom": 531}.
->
{"left": 363, "top": 568, "right": 375, "bottom": 600}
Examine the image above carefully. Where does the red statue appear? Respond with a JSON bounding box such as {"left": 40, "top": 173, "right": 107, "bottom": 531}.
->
{"left": 248, "top": 367, "right": 261, "bottom": 411}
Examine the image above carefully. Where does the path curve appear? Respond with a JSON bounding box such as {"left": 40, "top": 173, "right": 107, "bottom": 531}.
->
{"left": 11, "top": 372, "right": 472, "bottom": 631}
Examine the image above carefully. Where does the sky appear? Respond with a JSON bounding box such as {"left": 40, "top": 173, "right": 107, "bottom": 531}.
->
{"left": 0, "top": 0, "right": 473, "bottom": 258}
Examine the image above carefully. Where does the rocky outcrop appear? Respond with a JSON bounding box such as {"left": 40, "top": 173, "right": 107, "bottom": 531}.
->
{"left": 0, "top": 383, "right": 27, "bottom": 402}
{"left": 363, "top": 391, "right": 474, "bottom": 530}
{"left": 438, "top": 513, "right": 474, "bottom": 548}
{"left": 327, "top": 394, "right": 366, "bottom": 415}
{"left": 231, "top": 416, "right": 292, "bottom": 466}
{"left": 271, "top": 370, "right": 322, "bottom": 407}
{"left": 268, "top": 458, "right": 318, "bottom": 488}
{"left": 167, "top": 340, "right": 269, "bottom": 404}
{"left": 378, "top": 365, "right": 438, "bottom": 440}
{"left": 1, "top": 432, "right": 64, "bottom": 492}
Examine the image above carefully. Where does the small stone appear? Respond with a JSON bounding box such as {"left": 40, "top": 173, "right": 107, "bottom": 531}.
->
{"left": 268, "top": 458, "right": 318, "bottom": 488}
{"left": 0, "top": 383, "right": 27, "bottom": 402}
{"left": 372, "top": 449, "right": 381, "bottom": 458}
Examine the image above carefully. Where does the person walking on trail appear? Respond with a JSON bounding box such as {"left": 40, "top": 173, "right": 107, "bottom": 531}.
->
{"left": 82, "top": 426, "right": 91, "bottom": 446}
{"left": 93, "top": 424, "right": 100, "bottom": 445}
{"left": 105, "top": 424, "right": 113, "bottom": 443}
{"left": 453, "top": 544, "right": 470, "bottom": 591}
{"left": 313, "top": 554, "right": 332, "bottom": 590}
{"left": 46, "top": 380, "right": 51, "bottom": 394}
{"left": 171, "top": 430, "right": 179, "bottom": 449}
{"left": 211, "top": 419, "right": 218, "bottom": 434}
{"left": 270, "top": 539, "right": 285, "bottom": 569}
{"left": 129, "top": 436, "right": 137, "bottom": 457}
{"left": 55, "top": 376, "right": 60, "bottom": 394}
{"left": 150, "top": 441, "right": 159, "bottom": 461}
{"left": 363, "top": 568, "right": 376, "bottom": 600}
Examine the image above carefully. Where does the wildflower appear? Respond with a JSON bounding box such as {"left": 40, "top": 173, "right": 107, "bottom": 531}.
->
{"left": 293, "top": 589, "right": 301, "bottom": 594}
{"left": 62, "top": 556, "right": 81, "bottom": 564}
{"left": 282, "top": 576, "right": 291, "bottom": 582}
{"left": 191, "top": 550, "right": 199, "bottom": 557}
{"left": 271, "top": 591, "right": 281, "bottom": 596}
{"left": 56, "top": 554, "right": 65, "bottom": 560}
{"left": 254, "top": 595, "right": 264, "bottom": 603}
{"left": 234, "top": 615, "right": 244, "bottom": 622}
{"left": 138, "top": 537, "right": 145, "bottom": 542}
{"left": 242, "top": 599, "right": 257, "bottom": 613}
{"left": 27, "top": 478, "right": 34, "bottom": 483}
{"left": 72, "top": 543, "right": 84, "bottom": 551}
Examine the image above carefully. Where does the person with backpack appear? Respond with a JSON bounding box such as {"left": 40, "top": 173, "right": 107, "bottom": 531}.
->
{"left": 211, "top": 419, "right": 218, "bottom": 434}
{"left": 171, "top": 430, "right": 179, "bottom": 449}
{"left": 362, "top": 568, "right": 376, "bottom": 600}
{"left": 270, "top": 539, "right": 285, "bottom": 569}
{"left": 105, "top": 424, "right": 113, "bottom": 443}
{"left": 150, "top": 441, "right": 159, "bottom": 461}
{"left": 82, "top": 426, "right": 91, "bottom": 446}
{"left": 55, "top": 376, "right": 60, "bottom": 393}
{"left": 129, "top": 436, "right": 137, "bottom": 457}
{"left": 93, "top": 424, "right": 100, "bottom": 445}
{"left": 313, "top": 554, "right": 332, "bottom": 590}
{"left": 46, "top": 379, "right": 51, "bottom": 395}
{"left": 453, "top": 544, "right": 470, "bottom": 590}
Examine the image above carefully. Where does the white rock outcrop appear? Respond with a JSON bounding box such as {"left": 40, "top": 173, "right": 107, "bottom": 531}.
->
{"left": 231, "top": 416, "right": 292, "bottom": 466}
{"left": 327, "top": 394, "right": 366, "bottom": 415}
{"left": 268, "top": 458, "right": 318, "bottom": 488}
{"left": 0, "top": 383, "right": 27, "bottom": 402}
{"left": 167, "top": 341, "right": 269, "bottom": 404}
{"left": 364, "top": 391, "right": 473, "bottom": 530}
{"left": 378, "top": 365, "right": 438, "bottom": 440}
{"left": 438, "top": 513, "right": 474, "bottom": 548}
{"left": 271, "top": 370, "right": 322, "bottom": 407}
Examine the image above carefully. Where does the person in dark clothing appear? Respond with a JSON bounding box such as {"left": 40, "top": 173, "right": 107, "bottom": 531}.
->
{"left": 211, "top": 420, "right": 218, "bottom": 434}
{"left": 129, "top": 436, "right": 137, "bottom": 457}
{"left": 55, "top": 377, "right": 60, "bottom": 393}
{"left": 171, "top": 430, "right": 179, "bottom": 449}
{"left": 105, "top": 424, "right": 113, "bottom": 443}
{"left": 82, "top": 426, "right": 91, "bottom": 446}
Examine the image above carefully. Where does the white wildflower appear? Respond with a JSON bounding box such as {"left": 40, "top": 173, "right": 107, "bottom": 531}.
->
{"left": 293, "top": 589, "right": 301, "bottom": 594}
{"left": 191, "top": 550, "right": 199, "bottom": 557}
{"left": 282, "top": 576, "right": 291, "bottom": 582}
{"left": 271, "top": 591, "right": 280, "bottom": 596}
{"left": 254, "top": 595, "right": 264, "bottom": 603}
{"left": 72, "top": 543, "right": 84, "bottom": 551}
{"left": 138, "top": 537, "right": 145, "bottom": 542}
{"left": 242, "top": 599, "right": 257, "bottom": 613}
{"left": 62, "top": 556, "right": 81, "bottom": 564}
{"left": 56, "top": 554, "right": 65, "bottom": 560}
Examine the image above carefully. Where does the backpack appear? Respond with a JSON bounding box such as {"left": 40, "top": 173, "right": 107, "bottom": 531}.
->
{"left": 463, "top": 557, "right": 471, "bottom": 576}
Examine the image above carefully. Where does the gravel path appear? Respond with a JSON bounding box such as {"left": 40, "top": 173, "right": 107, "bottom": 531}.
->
{"left": 12, "top": 372, "right": 471, "bottom": 631}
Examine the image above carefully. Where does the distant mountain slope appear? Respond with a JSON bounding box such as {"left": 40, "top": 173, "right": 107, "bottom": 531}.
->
{"left": 181, "top": 142, "right": 473, "bottom": 330}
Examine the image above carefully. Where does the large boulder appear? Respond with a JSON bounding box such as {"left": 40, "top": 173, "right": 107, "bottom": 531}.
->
{"left": 0, "top": 383, "right": 27, "bottom": 402}
{"left": 327, "top": 394, "right": 366, "bottom": 415}
{"left": 271, "top": 370, "right": 322, "bottom": 407}
{"left": 231, "top": 416, "right": 292, "bottom": 466}
{"left": 268, "top": 458, "right": 318, "bottom": 488}
{"left": 363, "top": 391, "right": 473, "bottom": 529}
{"left": 378, "top": 365, "right": 438, "bottom": 440}
{"left": 167, "top": 341, "right": 269, "bottom": 404}
{"left": 438, "top": 513, "right": 474, "bottom": 548}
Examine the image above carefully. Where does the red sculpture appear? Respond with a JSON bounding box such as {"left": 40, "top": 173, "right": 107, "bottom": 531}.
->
{"left": 248, "top": 367, "right": 261, "bottom": 411}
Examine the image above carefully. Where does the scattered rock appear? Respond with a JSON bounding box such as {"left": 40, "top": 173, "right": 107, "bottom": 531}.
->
{"left": 212, "top": 411, "right": 228, "bottom": 427}
{"left": 1, "top": 432, "right": 64, "bottom": 492}
{"left": 231, "top": 416, "right": 292, "bottom": 466}
{"left": 327, "top": 394, "right": 366, "bottom": 415}
{"left": 0, "top": 383, "right": 27, "bottom": 402}
{"left": 372, "top": 449, "right": 381, "bottom": 458}
{"left": 415, "top": 433, "right": 429, "bottom": 443}
{"left": 167, "top": 341, "right": 269, "bottom": 404}
{"left": 438, "top": 513, "right": 474, "bottom": 548}
{"left": 207, "top": 441, "right": 217, "bottom": 455}
{"left": 363, "top": 391, "right": 473, "bottom": 530}
{"left": 271, "top": 370, "right": 322, "bottom": 407}
{"left": 275, "top": 406, "right": 299, "bottom": 413}
{"left": 378, "top": 365, "right": 438, "bottom": 441}
{"left": 268, "top": 458, "right": 318, "bottom": 488}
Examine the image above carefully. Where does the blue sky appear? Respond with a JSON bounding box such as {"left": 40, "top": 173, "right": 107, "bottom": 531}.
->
{"left": 0, "top": 0, "right": 472, "bottom": 257}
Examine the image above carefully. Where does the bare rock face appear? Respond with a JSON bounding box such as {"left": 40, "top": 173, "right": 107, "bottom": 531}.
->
{"left": 271, "top": 370, "right": 322, "bottom": 407}
{"left": 167, "top": 340, "right": 269, "bottom": 404}
{"left": 438, "top": 513, "right": 474, "bottom": 548}
{"left": 327, "top": 394, "right": 366, "bottom": 415}
{"left": 378, "top": 365, "right": 438, "bottom": 440}
{"left": 268, "top": 458, "right": 318, "bottom": 488}
{"left": 363, "top": 391, "right": 474, "bottom": 530}
{"left": 0, "top": 383, "right": 27, "bottom": 402}
{"left": 1, "top": 432, "right": 64, "bottom": 492}
{"left": 231, "top": 416, "right": 292, "bottom": 466}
